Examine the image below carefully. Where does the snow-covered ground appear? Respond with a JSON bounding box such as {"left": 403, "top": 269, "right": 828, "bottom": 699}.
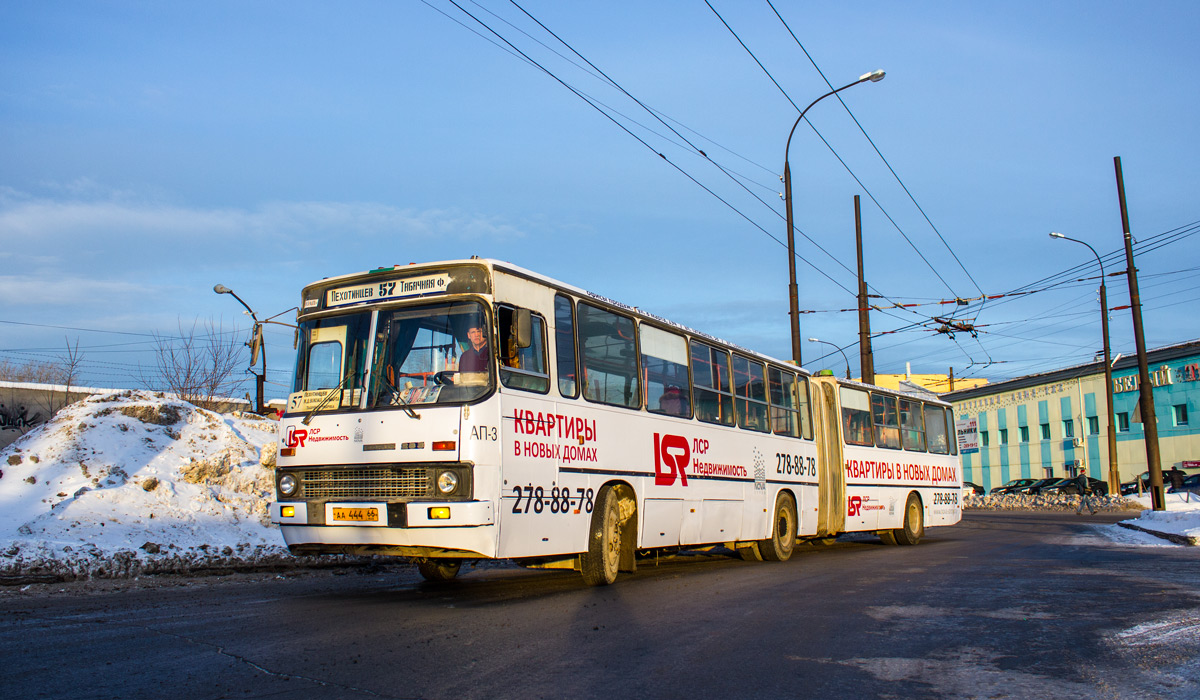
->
{"left": 0, "top": 390, "right": 287, "bottom": 579}
{"left": 965, "top": 487, "right": 1200, "bottom": 545}
{"left": 1, "top": 391, "right": 1196, "bottom": 582}
{"left": 1119, "top": 492, "right": 1200, "bottom": 542}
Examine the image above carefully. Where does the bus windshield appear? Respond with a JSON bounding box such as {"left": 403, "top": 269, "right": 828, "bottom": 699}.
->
{"left": 368, "top": 300, "right": 493, "bottom": 408}
{"left": 289, "top": 300, "right": 493, "bottom": 414}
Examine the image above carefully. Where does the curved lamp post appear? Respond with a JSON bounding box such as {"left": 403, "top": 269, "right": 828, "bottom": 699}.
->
{"left": 808, "top": 337, "right": 852, "bottom": 379}
{"left": 214, "top": 284, "right": 265, "bottom": 414}
{"left": 784, "top": 69, "right": 885, "bottom": 365}
{"left": 1049, "top": 232, "right": 1118, "bottom": 494}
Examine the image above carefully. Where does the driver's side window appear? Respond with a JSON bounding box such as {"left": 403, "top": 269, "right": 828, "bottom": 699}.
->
{"left": 498, "top": 306, "right": 550, "bottom": 393}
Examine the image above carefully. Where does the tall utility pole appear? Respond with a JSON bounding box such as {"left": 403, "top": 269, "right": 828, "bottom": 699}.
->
{"left": 1049, "top": 231, "right": 1119, "bottom": 496}
{"left": 854, "top": 195, "right": 875, "bottom": 385}
{"left": 783, "top": 70, "right": 885, "bottom": 365}
{"left": 1115, "top": 156, "right": 1164, "bottom": 510}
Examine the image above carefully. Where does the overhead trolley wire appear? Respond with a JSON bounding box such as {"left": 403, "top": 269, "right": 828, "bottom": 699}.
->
{"left": 441, "top": 0, "right": 871, "bottom": 299}
{"left": 766, "top": 0, "right": 986, "bottom": 300}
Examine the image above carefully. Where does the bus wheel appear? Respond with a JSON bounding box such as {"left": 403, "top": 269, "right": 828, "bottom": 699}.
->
{"left": 580, "top": 486, "right": 623, "bottom": 586}
{"left": 417, "top": 559, "right": 461, "bottom": 581}
{"left": 891, "top": 493, "right": 924, "bottom": 546}
{"left": 759, "top": 492, "right": 797, "bottom": 562}
{"left": 737, "top": 543, "right": 763, "bottom": 562}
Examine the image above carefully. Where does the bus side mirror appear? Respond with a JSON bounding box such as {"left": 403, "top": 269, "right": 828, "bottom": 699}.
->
{"left": 514, "top": 308, "right": 532, "bottom": 349}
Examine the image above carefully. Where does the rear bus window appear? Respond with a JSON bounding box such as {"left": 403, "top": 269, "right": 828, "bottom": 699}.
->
{"left": 925, "top": 403, "right": 950, "bottom": 454}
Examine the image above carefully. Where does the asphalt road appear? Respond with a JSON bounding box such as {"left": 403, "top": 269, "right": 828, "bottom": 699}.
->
{"left": 2, "top": 511, "right": 1198, "bottom": 700}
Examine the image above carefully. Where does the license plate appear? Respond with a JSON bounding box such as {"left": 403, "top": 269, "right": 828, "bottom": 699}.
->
{"left": 331, "top": 507, "right": 380, "bottom": 523}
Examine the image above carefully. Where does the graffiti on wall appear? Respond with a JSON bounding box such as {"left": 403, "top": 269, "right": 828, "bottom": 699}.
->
{"left": 0, "top": 404, "right": 44, "bottom": 430}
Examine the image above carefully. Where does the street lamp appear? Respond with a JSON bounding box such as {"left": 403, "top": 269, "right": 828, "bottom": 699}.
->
{"left": 784, "top": 69, "right": 885, "bottom": 366}
{"left": 1049, "top": 232, "right": 1119, "bottom": 495}
{"left": 214, "top": 284, "right": 265, "bottom": 414}
{"left": 808, "top": 337, "right": 852, "bottom": 379}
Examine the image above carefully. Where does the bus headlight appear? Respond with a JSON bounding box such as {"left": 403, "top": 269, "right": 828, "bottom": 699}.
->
{"left": 436, "top": 470, "right": 459, "bottom": 495}
{"left": 278, "top": 473, "right": 299, "bottom": 497}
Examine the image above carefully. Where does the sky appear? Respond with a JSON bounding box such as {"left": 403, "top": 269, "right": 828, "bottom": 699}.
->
{"left": 2, "top": 1, "right": 1199, "bottom": 400}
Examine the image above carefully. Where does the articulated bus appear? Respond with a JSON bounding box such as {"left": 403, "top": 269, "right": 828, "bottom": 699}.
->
{"left": 271, "top": 259, "right": 962, "bottom": 585}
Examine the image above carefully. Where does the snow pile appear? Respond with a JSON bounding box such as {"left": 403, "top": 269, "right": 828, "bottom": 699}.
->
{"left": 963, "top": 491, "right": 1143, "bottom": 512}
{"left": 1121, "top": 493, "right": 1200, "bottom": 542}
{"left": 0, "top": 391, "right": 294, "bottom": 580}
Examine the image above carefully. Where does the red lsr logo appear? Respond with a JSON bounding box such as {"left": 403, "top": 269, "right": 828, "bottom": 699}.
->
{"left": 848, "top": 496, "right": 863, "bottom": 517}
{"left": 654, "top": 433, "right": 690, "bottom": 486}
{"left": 285, "top": 426, "right": 308, "bottom": 448}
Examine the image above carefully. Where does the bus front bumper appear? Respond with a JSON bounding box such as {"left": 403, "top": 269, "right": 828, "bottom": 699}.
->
{"left": 271, "top": 500, "right": 494, "bottom": 528}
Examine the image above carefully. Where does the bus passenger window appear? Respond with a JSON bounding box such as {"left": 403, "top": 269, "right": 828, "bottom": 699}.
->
{"left": 899, "top": 398, "right": 926, "bottom": 451}
{"left": 839, "top": 387, "right": 874, "bottom": 446}
{"left": 578, "top": 303, "right": 640, "bottom": 409}
{"left": 871, "top": 393, "right": 901, "bottom": 449}
{"left": 641, "top": 325, "right": 691, "bottom": 418}
{"left": 498, "top": 306, "right": 549, "bottom": 393}
{"left": 690, "top": 341, "right": 734, "bottom": 426}
{"left": 947, "top": 407, "right": 958, "bottom": 456}
{"left": 926, "top": 404, "right": 950, "bottom": 454}
{"left": 768, "top": 369, "right": 813, "bottom": 439}
{"left": 768, "top": 367, "right": 799, "bottom": 437}
{"left": 796, "top": 376, "right": 813, "bottom": 440}
{"left": 554, "top": 295, "right": 578, "bottom": 398}
{"left": 733, "top": 355, "right": 769, "bottom": 432}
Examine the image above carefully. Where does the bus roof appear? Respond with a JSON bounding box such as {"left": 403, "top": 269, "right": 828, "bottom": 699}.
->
{"left": 303, "top": 258, "right": 814, "bottom": 378}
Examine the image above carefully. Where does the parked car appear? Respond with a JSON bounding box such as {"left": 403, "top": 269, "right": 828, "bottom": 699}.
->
{"left": 1122, "top": 469, "right": 1200, "bottom": 495}
{"left": 962, "top": 481, "right": 985, "bottom": 495}
{"left": 1120, "top": 472, "right": 1150, "bottom": 496}
{"left": 1041, "top": 476, "right": 1109, "bottom": 496}
{"left": 1014, "top": 477, "right": 1062, "bottom": 495}
{"left": 1168, "top": 474, "right": 1200, "bottom": 495}
{"left": 990, "top": 478, "right": 1038, "bottom": 496}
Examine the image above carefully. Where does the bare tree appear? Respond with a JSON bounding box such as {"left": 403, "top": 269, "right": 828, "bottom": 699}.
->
{"left": 60, "top": 337, "right": 84, "bottom": 393}
{"left": 0, "top": 338, "right": 87, "bottom": 431}
{"left": 0, "top": 358, "right": 63, "bottom": 384}
{"left": 142, "top": 318, "right": 247, "bottom": 408}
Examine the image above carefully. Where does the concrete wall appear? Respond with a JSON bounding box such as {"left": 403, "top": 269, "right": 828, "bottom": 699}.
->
{"left": 0, "top": 381, "right": 253, "bottom": 450}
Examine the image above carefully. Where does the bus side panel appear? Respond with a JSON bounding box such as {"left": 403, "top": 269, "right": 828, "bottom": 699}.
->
{"left": 496, "top": 393, "right": 594, "bottom": 559}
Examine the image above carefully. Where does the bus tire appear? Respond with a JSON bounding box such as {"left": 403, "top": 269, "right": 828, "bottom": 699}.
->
{"left": 417, "top": 559, "right": 461, "bottom": 581}
{"left": 759, "top": 491, "right": 797, "bottom": 562}
{"left": 737, "top": 543, "right": 763, "bottom": 562}
{"left": 891, "top": 493, "right": 924, "bottom": 546}
{"left": 580, "top": 486, "right": 623, "bottom": 586}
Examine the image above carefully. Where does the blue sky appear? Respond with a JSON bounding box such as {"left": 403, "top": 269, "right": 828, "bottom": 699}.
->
{"left": 2, "top": 1, "right": 1198, "bottom": 398}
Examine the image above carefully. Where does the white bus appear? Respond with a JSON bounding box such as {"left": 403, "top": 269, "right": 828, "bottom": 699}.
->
{"left": 271, "top": 259, "right": 962, "bottom": 585}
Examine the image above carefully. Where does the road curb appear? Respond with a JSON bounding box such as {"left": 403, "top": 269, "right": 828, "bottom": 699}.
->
{"left": 1117, "top": 521, "right": 1199, "bottom": 546}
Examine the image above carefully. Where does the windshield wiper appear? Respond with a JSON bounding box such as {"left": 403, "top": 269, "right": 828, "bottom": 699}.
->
{"left": 302, "top": 371, "right": 359, "bottom": 425}
{"left": 393, "top": 384, "right": 421, "bottom": 420}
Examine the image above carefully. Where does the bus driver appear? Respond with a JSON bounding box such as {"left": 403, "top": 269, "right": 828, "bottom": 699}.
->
{"left": 459, "top": 321, "right": 490, "bottom": 372}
